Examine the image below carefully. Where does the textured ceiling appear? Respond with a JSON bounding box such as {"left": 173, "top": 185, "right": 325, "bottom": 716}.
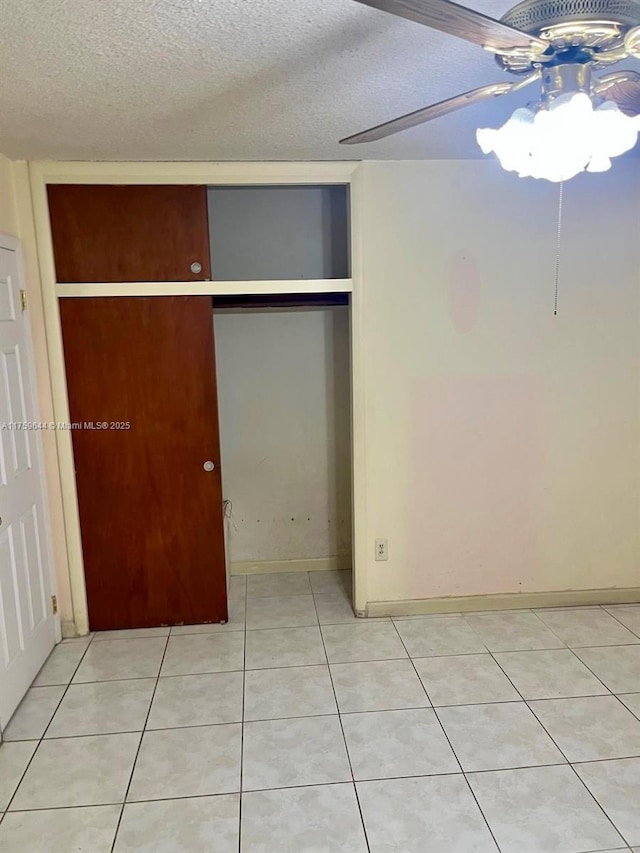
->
{"left": 1, "top": 0, "right": 639, "bottom": 161}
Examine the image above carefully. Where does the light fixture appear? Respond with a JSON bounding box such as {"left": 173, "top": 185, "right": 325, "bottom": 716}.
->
{"left": 477, "top": 64, "right": 640, "bottom": 181}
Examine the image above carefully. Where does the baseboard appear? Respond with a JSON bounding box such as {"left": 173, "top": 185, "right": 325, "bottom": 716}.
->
{"left": 61, "top": 619, "right": 79, "bottom": 638}
{"left": 231, "top": 555, "right": 352, "bottom": 576}
{"left": 366, "top": 586, "right": 640, "bottom": 618}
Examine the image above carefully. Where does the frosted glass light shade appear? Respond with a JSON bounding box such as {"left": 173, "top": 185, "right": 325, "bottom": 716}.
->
{"left": 477, "top": 92, "right": 640, "bottom": 182}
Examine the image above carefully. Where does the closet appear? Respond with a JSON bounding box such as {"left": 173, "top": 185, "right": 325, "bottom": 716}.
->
{"left": 47, "top": 182, "right": 351, "bottom": 631}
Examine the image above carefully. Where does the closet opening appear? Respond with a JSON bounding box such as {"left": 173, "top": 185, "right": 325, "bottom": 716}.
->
{"left": 213, "top": 293, "right": 353, "bottom": 596}
{"left": 208, "top": 184, "right": 353, "bottom": 600}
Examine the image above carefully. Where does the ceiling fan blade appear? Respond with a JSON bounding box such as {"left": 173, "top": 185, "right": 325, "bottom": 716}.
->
{"left": 340, "top": 72, "right": 540, "bottom": 144}
{"left": 353, "top": 0, "right": 549, "bottom": 54}
{"left": 595, "top": 71, "right": 640, "bottom": 116}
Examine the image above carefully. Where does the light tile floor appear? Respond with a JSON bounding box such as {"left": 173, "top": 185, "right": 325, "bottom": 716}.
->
{"left": 1, "top": 573, "right": 640, "bottom": 852}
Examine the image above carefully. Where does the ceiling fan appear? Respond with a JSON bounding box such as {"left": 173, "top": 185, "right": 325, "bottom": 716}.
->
{"left": 340, "top": 0, "right": 640, "bottom": 180}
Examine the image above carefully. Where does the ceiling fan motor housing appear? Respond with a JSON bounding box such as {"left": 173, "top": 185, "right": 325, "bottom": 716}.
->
{"left": 496, "top": 0, "right": 640, "bottom": 72}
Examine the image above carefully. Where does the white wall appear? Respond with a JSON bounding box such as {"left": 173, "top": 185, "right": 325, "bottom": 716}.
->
{"left": 23, "top": 158, "right": 640, "bottom": 627}
{"left": 214, "top": 305, "right": 352, "bottom": 564}
{"left": 359, "top": 159, "right": 640, "bottom": 604}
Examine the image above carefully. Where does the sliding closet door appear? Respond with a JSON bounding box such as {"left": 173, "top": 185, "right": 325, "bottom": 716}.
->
{"left": 59, "top": 296, "right": 227, "bottom": 630}
{"left": 47, "top": 185, "right": 211, "bottom": 283}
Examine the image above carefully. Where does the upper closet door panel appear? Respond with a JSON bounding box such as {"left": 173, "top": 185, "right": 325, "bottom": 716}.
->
{"left": 47, "top": 185, "right": 210, "bottom": 283}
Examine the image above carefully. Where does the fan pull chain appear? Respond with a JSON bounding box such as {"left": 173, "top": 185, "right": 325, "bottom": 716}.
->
{"left": 554, "top": 180, "right": 564, "bottom": 316}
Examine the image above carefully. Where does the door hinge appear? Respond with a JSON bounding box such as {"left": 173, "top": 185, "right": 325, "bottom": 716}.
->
{"left": 20, "top": 289, "right": 27, "bottom": 312}
{"left": 51, "top": 595, "right": 58, "bottom": 615}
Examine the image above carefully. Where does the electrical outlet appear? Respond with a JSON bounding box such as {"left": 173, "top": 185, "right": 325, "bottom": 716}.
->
{"left": 375, "top": 538, "right": 388, "bottom": 561}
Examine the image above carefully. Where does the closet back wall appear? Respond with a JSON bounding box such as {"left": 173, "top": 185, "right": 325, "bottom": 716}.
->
{"left": 214, "top": 306, "right": 352, "bottom": 567}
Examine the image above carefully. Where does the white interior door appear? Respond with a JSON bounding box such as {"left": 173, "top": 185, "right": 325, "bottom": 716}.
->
{"left": 0, "top": 241, "right": 56, "bottom": 730}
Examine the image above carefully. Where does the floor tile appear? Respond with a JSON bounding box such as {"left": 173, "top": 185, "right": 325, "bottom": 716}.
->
{"left": 604, "top": 605, "right": 640, "bottom": 636}
{"left": 245, "top": 595, "right": 318, "bottom": 629}
{"left": 160, "top": 632, "right": 244, "bottom": 676}
{"left": 242, "top": 715, "right": 351, "bottom": 791}
{"left": 11, "top": 732, "right": 140, "bottom": 809}
{"left": 394, "top": 616, "right": 487, "bottom": 657}
{"left": 575, "top": 645, "right": 640, "bottom": 693}
{"left": 535, "top": 608, "right": 639, "bottom": 648}
{"left": 14, "top": 581, "right": 640, "bottom": 853}
{"left": 32, "top": 642, "right": 87, "bottom": 686}
{"left": 574, "top": 757, "right": 640, "bottom": 846}
{"left": 245, "top": 626, "right": 326, "bottom": 669}
{"left": 0, "top": 805, "right": 121, "bottom": 853}
{"left": 309, "top": 570, "right": 352, "bottom": 595}
{"left": 46, "top": 679, "right": 155, "bottom": 737}
{"left": 414, "top": 654, "right": 519, "bottom": 706}
{"left": 127, "top": 724, "right": 241, "bottom": 801}
{"left": 247, "top": 571, "right": 312, "bottom": 598}
{"left": 357, "top": 774, "right": 498, "bottom": 853}
{"left": 93, "top": 627, "right": 170, "bottom": 641}
{"left": 528, "top": 696, "right": 640, "bottom": 762}
{"left": 321, "top": 622, "right": 408, "bottom": 663}
{"left": 468, "top": 764, "right": 624, "bottom": 853}
{"left": 314, "top": 592, "right": 360, "bottom": 624}
{"left": 228, "top": 574, "right": 247, "bottom": 600}
{"left": 464, "top": 612, "right": 565, "bottom": 652}
{"left": 147, "top": 671, "right": 243, "bottom": 729}
{"left": 73, "top": 638, "right": 167, "bottom": 682}
{"left": 0, "top": 742, "right": 37, "bottom": 810}
{"left": 331, "top": 659, "right": 429, "bottom": 713}
{"left": 244, "top": 665, "right": 336, "bottom": 721}
{"left": 494, "top": 649, "right": 609, "bottom": 700}
{"left": 437, "top": 702, "right": 565, "bottom": 771}
{"left": 342, "top": 708, "right": 459, "bottom": 780}
{"left": 241, "top": 784, "right": 367, "bottom": 853}
{"left": 170, "top": 598, "right": 245, "bottom": 634}
{"left": 2, "top": 686, "right": 65, "bottom": 740}
{"left": 114, "top": 794, "right": 240, "bottom": 853}
{"left": 620, "top": 693, "right": 640, "bottom": 719}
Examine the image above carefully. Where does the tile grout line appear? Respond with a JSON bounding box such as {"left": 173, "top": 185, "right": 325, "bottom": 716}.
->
{"left": 562, "top": 647, "right": 640, "bottom": 720}
{"left": 108, "top": 631, "right": 171, "bottom": 853}
{"left": 3, "top": 633, "right": 96, "bottom": 816}
{"left": 310, "top": 575, "right": 372, "bottom": 853}
{"left": 576, "top": 641, "right": 640, "bottom": 683}
{"left": 538, "top": 651, "right": 640, "bottom": 849}
{"left": 15, "top": 695, "right": 640, "bottom": 743}
{"left": 532, "top": 606, "right": 640, "bottom": 649}
{"left": 528, "top": 608, "right": 582, "bottom": 647}
{"left": 4, "top": 761, "right": 637, "bottom": 811}
{"left": 5, "top": 587, "right": 638, "bottom": 847}
{"left": 388, "top": 618, "right": 504, "bottom": 853}
{"left": 599, "top": 606, "right": 640, "bottom": 642}
{"left": 238, "top": 579, "right": 248, "bottom": 853}
{"left": 486, "top": 648, "right": 630, "bottom": 849}
{"left": 511, "top": 622, "right": 640, "bottom": 831}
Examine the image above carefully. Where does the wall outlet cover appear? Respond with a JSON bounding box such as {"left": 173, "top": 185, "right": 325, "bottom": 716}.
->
{"left": 375, "top": 538, "right": 388, "bottom": 561}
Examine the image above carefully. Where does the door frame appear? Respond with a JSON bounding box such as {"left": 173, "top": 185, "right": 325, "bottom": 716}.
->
{"left": 28, "top": 161, "right": 367, "bottom": 635}
{"left": 0, "top": 230, "right": 60, "bottom": 647}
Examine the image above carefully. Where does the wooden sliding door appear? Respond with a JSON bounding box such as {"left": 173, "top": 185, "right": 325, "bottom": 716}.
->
{"left": 47, "top": 185, "right": 211, "bottom": 283}
{"left": 59, "top": 296, "right": 227, "bottom": 630}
